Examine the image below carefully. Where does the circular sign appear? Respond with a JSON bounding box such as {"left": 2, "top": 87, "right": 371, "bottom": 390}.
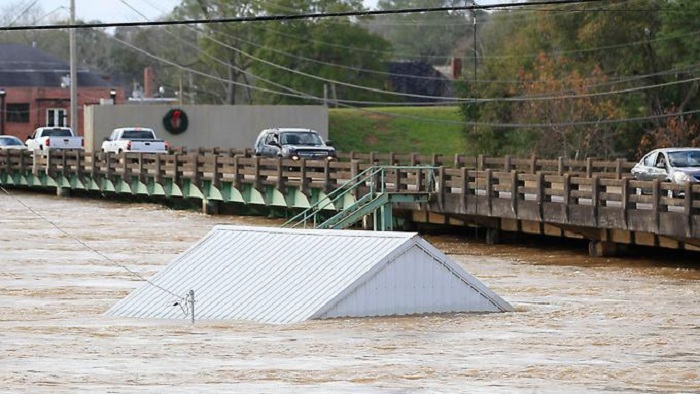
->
{"left": 162, "top": 108, "right": 188, "bottom": 135}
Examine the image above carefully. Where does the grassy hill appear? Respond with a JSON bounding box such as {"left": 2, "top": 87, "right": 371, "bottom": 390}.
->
{"left": 328, "top": 106, "right": 466, "bottom": 155}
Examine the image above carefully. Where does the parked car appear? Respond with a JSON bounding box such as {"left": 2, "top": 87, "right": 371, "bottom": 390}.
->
{"left": 253, "top": 128, "right": 336, "bottom": 160}
{"left": 101, "top": 127, "right": 169, "bottom": 154}
{"left": 631, "top": 147, "right": 700, "bottom": 195}
{"left": 25, "top": 127, "right": 83, "bottom": 151}
{"left": 0, "top": 135, "right": 27, "bottom": 150}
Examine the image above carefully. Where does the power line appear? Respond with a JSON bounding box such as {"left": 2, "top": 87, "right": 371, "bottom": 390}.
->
{"left": 117, "top": 1, "right": 468, "bottom": 103}
{"left": 133, "top": 0, "right": 699, "bottom": 91}
{"left": 13, "top": 30, "right": 695, "bottom": 127}
{"left": 5, "top": 0, "right": 41, "bottom": 27}
{"left": 109, "top": 35, "right": 322, "bottom": 103}
{"left": 19, "top": 0, "right": 690, "bottom": 126}
{"left": 193, "top": 15, "right": 700, "bottom": 94}
{"left": 83, "top": 33, "right": 700, "bottom": 125}
{"left": 0, "top": 0, "right": 608, "bottom": 31}
{"left": 20, "top": 0, "right": 686, "bottom": 97}
{"left": 106, "top": 14, "right": 700, "bottom": 108}
{"left": 118, "top": 0, "right": 322, "bottom": 103}
{"left": 477, "top": 75, "right": 700, "bottom": 103}
{"left": 139, "top": 0, "right": 463, "bottom": 83}
{"left": 331, "top": 102, "right": 700, "bottom": 129}
{"left": 104, "top": 3, "right": 700, "bottom": 112}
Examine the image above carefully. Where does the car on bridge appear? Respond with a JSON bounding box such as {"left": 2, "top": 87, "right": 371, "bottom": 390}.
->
{"left": 632, "top": 147, "right": 700, "bottom": 195}
{"left": 25, "top": 127, "right": 83, "bottom": 151}
{"left": 0, "top": 135, "right": 27, "bottom": 150}
{"left": 254, "top": 128, "right": 336, "bottom": 161}
{"left": 101, "top": 127, "right": 169, "bottom": 154}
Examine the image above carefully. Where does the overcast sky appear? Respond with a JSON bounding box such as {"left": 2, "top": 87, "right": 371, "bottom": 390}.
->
{"left": 35, "top": 0, "right": 505, "bottom": 24}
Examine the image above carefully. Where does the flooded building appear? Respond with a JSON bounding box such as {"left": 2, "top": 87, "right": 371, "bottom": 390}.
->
{"left": 107, "top": 226, "right": 513, "bottom": 324}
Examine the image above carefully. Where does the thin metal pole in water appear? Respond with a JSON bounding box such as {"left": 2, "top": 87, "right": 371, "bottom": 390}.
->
{"left": 189, "top": 289, "right": 195, "bottom": 324}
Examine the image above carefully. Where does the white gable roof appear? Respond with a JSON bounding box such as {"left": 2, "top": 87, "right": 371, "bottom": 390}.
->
{"left": 106, "top": 226, "right": 512, "bottom": 324}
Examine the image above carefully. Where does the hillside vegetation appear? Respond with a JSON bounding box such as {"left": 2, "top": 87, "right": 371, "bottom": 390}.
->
{"left": 328, "top": 106, "right": 466, "bottom": 156}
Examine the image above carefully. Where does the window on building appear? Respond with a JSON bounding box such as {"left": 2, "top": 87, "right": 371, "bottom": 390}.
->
{"left": 47, "top": 108, "right": 67, "bottom": 127}
{"left": 6, "top": 103, "right": 30, "bottom": 123}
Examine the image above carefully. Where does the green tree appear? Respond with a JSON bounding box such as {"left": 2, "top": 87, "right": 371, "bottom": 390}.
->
{"left": 251, "top": 0, "right": 392, "bottom": 105}
{"left": 109, "top": 24, "right": 199, "bottom": 100}
{"left": 512, "top": 53, "right": 620, "bottom": 159}
{"left": 370, "top": 0, "right": 475, "bottom": 64}
{"left": 173, "top": 0, "right": 264, "bottom": 104}
{"left": 637, "top": 107, "right": 700, "bottom": 157}
{"left": 461, "top": 0, "right": 673, "bottom": 158}
{"left": 636, "top": 0, "right": 700, "bottom": 152}
{"left": 460, "top": 8, "right": 545, "bottom": 156}
{"left": 173, "top": 0, "right": 391, "bottom": 105}
{"left": 659, "top": 0, "right": 700, "bottom": 72}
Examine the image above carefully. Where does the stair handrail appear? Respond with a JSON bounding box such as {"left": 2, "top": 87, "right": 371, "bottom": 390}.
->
{"left": 282, "top": 165, "right": 438, "bottom": 228}
{"left": 317, "top": 192, "right": 391, "bottom": 230}
{"left": 283, "top": 165, "right": 383, "bottom": 228}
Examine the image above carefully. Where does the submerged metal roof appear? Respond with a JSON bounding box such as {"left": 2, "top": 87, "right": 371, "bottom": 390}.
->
{"left": 106, "top": 226, "right": 512, "bottom": 324}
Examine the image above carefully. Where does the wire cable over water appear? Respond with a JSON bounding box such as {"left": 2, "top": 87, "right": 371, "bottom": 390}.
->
{"left": 0, "top": 185, "right": 189, "bottom": 310}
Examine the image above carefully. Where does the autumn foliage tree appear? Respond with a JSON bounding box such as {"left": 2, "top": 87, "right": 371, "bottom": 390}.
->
{"left": 512, "top": 53, "right": 620, "bottom": 159}
{"left": 637, "top": 106, "right": 700, "bottom": 158}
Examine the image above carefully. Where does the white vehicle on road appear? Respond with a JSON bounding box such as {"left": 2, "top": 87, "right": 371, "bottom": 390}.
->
{"left": 631, "top": 147, "right": 700, "bottom": 196}
{"left": 101, "top": 127, "right": 169, "bottom": 154}
{"left": 0, "top": 135, "right": 27, "bottom": 150}
{"left": 25, "top": 127, "right": 83, "bottom": 151}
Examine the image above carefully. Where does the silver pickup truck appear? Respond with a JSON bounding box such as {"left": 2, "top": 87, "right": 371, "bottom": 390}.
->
{"left": 253, "top": 128, "right": 336, "bottom": 161}
{"left": 101, "top": 127, "right": 169, "bottom": 154}
{"left": 25, "top": 127, "right": 83, "bottom": 151}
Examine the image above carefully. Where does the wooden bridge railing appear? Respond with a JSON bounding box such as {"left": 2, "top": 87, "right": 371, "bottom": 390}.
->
{"left": 437, "top": 167, "right": 700, "bottom": 220}
{"left": 2, "top": 149, "right": 692, "bottom": 213}
{"left": 2, "top": 149, "right": 700, "bottom": 245}
{"left": 0, "top": 149, "right": 673, "bottom": 198}
{"left": 165, "top": 148, "right": 638, "bottom": 177}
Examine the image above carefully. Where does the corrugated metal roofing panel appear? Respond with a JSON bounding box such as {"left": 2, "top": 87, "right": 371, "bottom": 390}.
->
{"left": 106, "top": 226, "right": 512, "bottom": 324}
{"left": 316, "top": 243, "right": 509, "bottom": 319}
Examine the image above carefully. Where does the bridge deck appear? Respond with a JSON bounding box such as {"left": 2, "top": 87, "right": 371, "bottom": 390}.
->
{"left": 1, "top": 150, "right": 698, "bottom": 255}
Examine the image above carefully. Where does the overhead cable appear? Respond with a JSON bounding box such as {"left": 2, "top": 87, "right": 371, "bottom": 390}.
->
{"left": 0, "top": 0, "right": 609, "bottom": 31}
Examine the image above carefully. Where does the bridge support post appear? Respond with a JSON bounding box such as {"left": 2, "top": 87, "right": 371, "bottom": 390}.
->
{"left": 56, "top": 187, "right": 70, "bottom": 197}
{"left": 588, "top": 240, "right": 621, "bottom": 257}
{"left": 486, "top": 227, "right": 500, "bottom": 245}
{"left": 374, "top": 203, "right": 393, "bottom": 231}
{"left": 202, "top": 198, "right": 219, "bottom": 215}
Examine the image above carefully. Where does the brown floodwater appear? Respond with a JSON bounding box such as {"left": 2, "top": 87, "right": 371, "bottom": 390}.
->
{"left": 1, "top": 189, "right": 699, "bottom": 393}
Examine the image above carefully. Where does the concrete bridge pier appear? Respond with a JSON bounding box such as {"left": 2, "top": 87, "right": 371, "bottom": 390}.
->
{"left": 362, "top": 215, "right": 372, "bottom": 230}
{"left": 56, "top": 187, "right": 70, "bottom": 197}
{"left": 202, "top": 199, "right": 220, "bottom": 215}
{"left": 588, "top": 240, "right": 626, "bottom": 258}
{"left": 486, "top": 228, "right": 500, "bottom": 245}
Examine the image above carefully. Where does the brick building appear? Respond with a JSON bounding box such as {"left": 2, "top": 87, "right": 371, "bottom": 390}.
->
{"left": 0, "top": 43, "right": 125, "bottom": 139}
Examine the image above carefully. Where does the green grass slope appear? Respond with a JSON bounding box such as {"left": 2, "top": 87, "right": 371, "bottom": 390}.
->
{"left": 328, "top": 106, "right": 466, "bottom": 155}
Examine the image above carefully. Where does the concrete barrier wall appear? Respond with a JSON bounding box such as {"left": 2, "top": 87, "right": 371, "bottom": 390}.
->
{"left": 84, "top": 104, "right": 328, "bottom": 152}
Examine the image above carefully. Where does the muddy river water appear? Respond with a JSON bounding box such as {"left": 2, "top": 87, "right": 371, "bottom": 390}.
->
{"left": 1, "top": 190, "right": 698, "bottom": 393}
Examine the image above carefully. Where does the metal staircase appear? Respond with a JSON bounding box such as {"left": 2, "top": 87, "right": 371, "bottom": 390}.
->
{"left": 282, "top": 166, "right": 436, "bottom": 231}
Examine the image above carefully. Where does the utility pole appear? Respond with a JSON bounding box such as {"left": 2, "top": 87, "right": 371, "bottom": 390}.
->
{"left": 69, "top": 0, "right": 78, "bottom": 131}
{"left": 188, "top": 72, "right": 195, "bottom": 104}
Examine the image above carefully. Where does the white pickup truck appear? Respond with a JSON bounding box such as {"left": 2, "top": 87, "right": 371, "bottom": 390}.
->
{"left": 25, "top": 127, "right": 83, "bottom": 151}
{"left": 101, "top": 127, "right": 169, "bottom": 154}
